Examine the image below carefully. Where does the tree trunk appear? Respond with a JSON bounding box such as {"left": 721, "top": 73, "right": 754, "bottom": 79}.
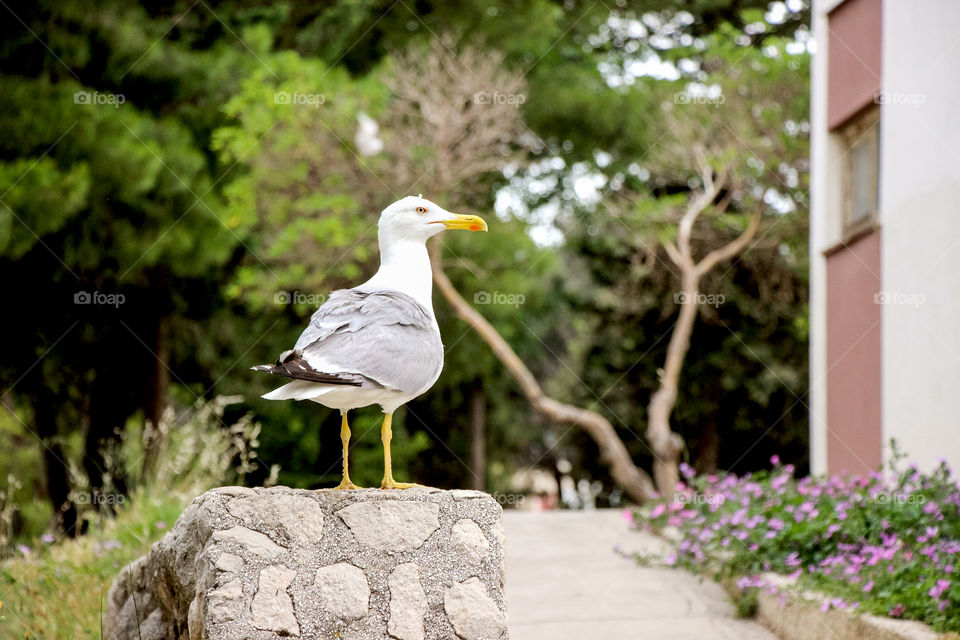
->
{"left": 429, "top": 241, "right": 657, "bottom": 503}
{"left": 34, "top": 390, "right": 78, "bottom": 536}
{"left": 647, "top": 274, "right": 700, "bottom": 495}
{"left": 469, "top": 386, "right": 486, "bottom": 491}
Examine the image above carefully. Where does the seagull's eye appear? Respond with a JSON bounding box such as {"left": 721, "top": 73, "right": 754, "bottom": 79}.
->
{"left": 415, "top": 206, "right": 427, "bottom": 215}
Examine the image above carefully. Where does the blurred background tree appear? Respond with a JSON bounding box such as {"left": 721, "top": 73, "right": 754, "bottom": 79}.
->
{"left": 0, "top": 0, "right": 810, "bottom": 542}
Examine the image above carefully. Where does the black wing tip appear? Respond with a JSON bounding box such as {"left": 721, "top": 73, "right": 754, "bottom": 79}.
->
{"left": 252, "top": 356, "right": 362, "bottom": 387}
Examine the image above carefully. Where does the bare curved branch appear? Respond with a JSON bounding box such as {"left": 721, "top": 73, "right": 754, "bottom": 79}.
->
{"left": 695, "top": 209, "right": 762, "bottom": 277}
{"left": 429, "top": 242, "right": 658, "bottom": 503}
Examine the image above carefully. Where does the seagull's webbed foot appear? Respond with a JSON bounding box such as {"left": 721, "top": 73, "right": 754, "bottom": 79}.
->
{"left": 334, "top": 479, "right": 364, "bottom": 490}
{"left": 380, "top": 478, "right": 423, "bottom": 490}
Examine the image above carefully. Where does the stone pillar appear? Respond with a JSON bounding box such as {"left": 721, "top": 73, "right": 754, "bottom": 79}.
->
{"left": 104, "top": 487, "right": 507, "bottom": 640}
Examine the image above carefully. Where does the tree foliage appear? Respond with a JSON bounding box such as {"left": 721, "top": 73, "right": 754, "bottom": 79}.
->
{"left": 0, "top": 0, "right": 811, "bottom": 540}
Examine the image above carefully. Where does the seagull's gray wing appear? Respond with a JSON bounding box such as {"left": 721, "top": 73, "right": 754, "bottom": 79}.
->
{"left": 290, "top": 289, "right": 444, "bottom": 393}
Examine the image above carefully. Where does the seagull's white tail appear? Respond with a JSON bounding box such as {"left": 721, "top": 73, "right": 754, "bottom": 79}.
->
{"left": 262, "top": 381, "right": 329, "bottom": 401}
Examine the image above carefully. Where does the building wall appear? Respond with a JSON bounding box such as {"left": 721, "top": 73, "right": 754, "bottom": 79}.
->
{"left": 880, "top": 0, "right": 960, "bottom": 472}
{"left": 825, "top": 232, "right": 883, "bottom": 475}
{"left": 810, "top": 0, "right": 884, "bottom": 475}
{"left": 827, "top": 0, "right": 882, "bottom": 128}
{"left": 813, "top": 0, "right": 960, "bottom": 475}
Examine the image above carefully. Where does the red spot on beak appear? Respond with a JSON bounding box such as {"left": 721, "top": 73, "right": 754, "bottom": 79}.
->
{"left": 469, "top": 224, "right": 482, "bottom": 231}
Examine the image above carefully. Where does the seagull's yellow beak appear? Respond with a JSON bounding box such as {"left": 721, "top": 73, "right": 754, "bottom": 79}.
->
{"left": 435, "top": 213, "right": 488, "bottom": 232}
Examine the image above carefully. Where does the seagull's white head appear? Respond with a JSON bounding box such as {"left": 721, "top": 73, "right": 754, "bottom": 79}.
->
{"left": 378, "top": 195, "right": 487, "bottom": 243}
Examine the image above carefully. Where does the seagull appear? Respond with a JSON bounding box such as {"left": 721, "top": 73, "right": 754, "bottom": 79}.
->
{"left": 252, "top": 196, "right": 487, "bottom": 489}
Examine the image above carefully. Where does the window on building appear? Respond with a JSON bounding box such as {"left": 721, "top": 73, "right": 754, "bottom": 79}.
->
{"left": 842, "top": 107, "right": 880, "bottom": 236}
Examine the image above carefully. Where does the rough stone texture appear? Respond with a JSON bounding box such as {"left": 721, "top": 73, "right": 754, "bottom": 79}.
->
{"left": 104, "top": 486, "right": 507, "bottom": 640}
{"left": 388, "top": 563, "right": 428, "bottom": 640}
{"left": 227, "top": 492, "right": 326, "bottom": 546}
{"left": 312, "top": 562, "right": 370, "bottom": 619}
{"left": 444, "top": 577, "right": 508, "bottom": 640}
{"left": 451, "top": 519, "right": 490, "bottom": 567}
{"left": 251, "top": 566, "right": 299, "bottom": 635}
{"left": 338, "top": 500, "right": 440, "bottom": 552}
{"left": 213, "top": 525, "right": 285, "bottom": 559}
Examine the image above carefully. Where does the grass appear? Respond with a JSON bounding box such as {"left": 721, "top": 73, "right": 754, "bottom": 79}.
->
{"left": 0, "top": 396, "right": 267, "bottom": 638}
{"left": 0, "top": 490, "right": 189, "bottom": 638}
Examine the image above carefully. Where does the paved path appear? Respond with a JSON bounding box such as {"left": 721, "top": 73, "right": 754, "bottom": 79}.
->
{"left": 504, "top": 509, "right": 778, "bottom": 640}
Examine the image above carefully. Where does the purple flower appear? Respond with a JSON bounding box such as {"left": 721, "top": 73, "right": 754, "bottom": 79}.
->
{"left": 41, "top": 533, "right": 55, "bottom": 544}
{"left": 770, "top": 455, "right": 781, "bottom": 466}
{"left": 650, "top": 503, "right": 666, "bottom": 519}
{"left": 737, "top": 575, "right": 767, "bottom": 589}
{"left": 929, "top": 579, "right": 950, "bottom": 599}
{"left": 889, "top": 604, "right": 906, "bottom": 617}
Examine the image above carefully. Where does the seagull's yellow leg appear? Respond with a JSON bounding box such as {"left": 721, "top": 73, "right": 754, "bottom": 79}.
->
{"left": 334, "top": 411, "right": 362, "bottom": 489}
{"left": 380, "top": 412, "right": 421, "bottom": 489}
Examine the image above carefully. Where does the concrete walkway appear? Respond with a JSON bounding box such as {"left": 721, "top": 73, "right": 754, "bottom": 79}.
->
{"left": 504, "top": 509, "right": 778, "bottom": 640}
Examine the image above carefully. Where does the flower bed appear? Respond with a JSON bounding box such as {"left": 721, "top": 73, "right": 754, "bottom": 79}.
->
{"left": 632, "top": 455, "right": 960, "bottom": 632}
